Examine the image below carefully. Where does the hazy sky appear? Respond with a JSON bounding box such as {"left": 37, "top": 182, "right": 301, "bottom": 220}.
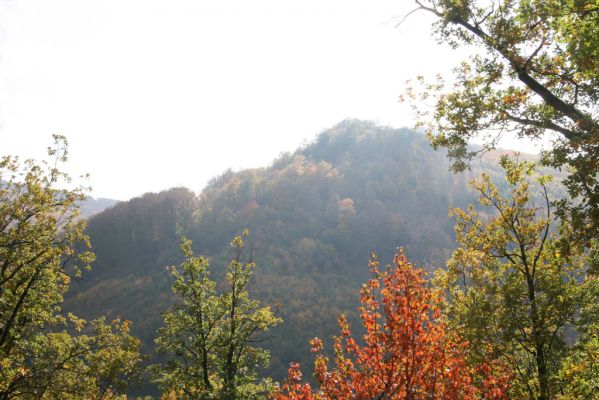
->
{"left": 1, "top": 0, "right": 541, "bottom": 200}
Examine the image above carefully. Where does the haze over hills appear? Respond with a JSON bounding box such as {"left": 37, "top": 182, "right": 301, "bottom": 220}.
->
{"left": 78, "top": 197, "right": 120, "bottom": 219}
{"left": 65, "top": 120, "right": 545, "bottom": 386}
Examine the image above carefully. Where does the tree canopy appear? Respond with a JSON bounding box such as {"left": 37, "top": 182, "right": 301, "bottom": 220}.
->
{"left": 153, "top": 231, "right": 281, "bottom": 399}
{"left": 274, "top": 250, "right": 509, "bottom": 400}
{"left": 436, "top": 157, "right": 597, "bottom": 400}
{"left": 403, "top": 0, "right": 599, "bottom": 240}
{"left": 0, "top": 136, "right": 141, "bottom": 399}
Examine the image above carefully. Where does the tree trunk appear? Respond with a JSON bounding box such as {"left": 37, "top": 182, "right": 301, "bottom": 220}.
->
{"left": 527, "top": 275, "right": 549, "bottom": 400}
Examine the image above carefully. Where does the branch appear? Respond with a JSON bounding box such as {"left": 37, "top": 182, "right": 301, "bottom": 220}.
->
{"left": 417, "top": 1, "right": 598, "bottom": 134}
{"left": 531, "top": 183, "right": 552, "bottom": 278}
{"left": 503, "top": 112, "right": 577, "bottom": 140}
{"left": 394, "top": 7, "right": 425, "bottom": 28}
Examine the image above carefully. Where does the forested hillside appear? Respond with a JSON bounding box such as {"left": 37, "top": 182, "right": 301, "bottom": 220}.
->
{"left": 65, "top": 120, "right": 537, "bottom": 380}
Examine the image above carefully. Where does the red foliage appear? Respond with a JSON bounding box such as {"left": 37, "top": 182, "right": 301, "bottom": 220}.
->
{"left": 273, "top": 250, "right": 509, "bottom": 400}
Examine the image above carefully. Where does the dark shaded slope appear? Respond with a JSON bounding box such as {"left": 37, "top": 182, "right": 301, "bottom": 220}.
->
{"left": 67, "top": 188, "right": 198, "bottom": 344}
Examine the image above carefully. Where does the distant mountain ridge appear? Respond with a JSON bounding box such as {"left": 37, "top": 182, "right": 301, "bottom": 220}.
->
{"left": 78, "top": 197, "right": 120, "bottom": 219}
{"left": 65, "top": 120, "right": 553, "bottom": 391}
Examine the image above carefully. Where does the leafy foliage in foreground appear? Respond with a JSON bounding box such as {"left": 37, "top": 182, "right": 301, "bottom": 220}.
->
{"left": 0, "top": 137, "right": 142, "bottom": 399}
{"left": 154, "top": 232, "right": 281, "bottom": 399}
{"left": 403, "top": 0, "right": 599, "bottom": 241}
{"left": 274, "top": 250, "right": 510, "bottom": 400}
{"left": 436, "top": 158, "right": 598, "bottom": 400}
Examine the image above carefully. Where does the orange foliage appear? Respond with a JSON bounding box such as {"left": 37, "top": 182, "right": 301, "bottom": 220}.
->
{"left": 273, "top": 250, "right": 509, "bottom": 400}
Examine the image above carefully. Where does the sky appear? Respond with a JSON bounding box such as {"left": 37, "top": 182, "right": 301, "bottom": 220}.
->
{"left": 1, "top": 0, "right": 542, "bottom": 200}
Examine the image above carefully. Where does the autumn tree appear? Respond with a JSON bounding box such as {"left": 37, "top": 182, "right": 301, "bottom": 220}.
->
{"left": 435, "top": 157, "right": 597, "bottom": 400}
{"left": 274, "top": 250, "right": 509, "bottom": 400}
{"left": 153, "top": 231, "right": 282, "bottom": 400}
{"left": 0, "top": 136, "right": 142, "bottom": 399}
{"left": 402, "top": 0, "right": 599, "bottom": 240}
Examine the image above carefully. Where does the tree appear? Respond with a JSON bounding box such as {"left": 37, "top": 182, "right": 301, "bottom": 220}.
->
{"left": 0, "top": 136, "right": 142, "bottom": 399}
{"left": 22, "top": 317, "right": 142, "bottom": 399}
{"left": 402, "top": 0, "right": 599, "bottom": 240}
{"left": 555, "top": 239, "right": 599, "bottom": 399}
{"left": 273, "top": 250, "right": 509, "bottom": 400}
{"left": 435, "top": 157, "right": 597, "bottom": 400}
{"left": 153, "top": 231, "right": 282, "bottom": 400}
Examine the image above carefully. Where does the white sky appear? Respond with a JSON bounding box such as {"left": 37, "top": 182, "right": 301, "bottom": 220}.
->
{"left": 0, "top": 0, "right": 541, "bottom": 200}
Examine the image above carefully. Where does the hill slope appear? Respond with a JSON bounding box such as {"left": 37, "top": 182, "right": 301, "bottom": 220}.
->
{"left": 65, "top": 120, "right": 523, "bottom": 382}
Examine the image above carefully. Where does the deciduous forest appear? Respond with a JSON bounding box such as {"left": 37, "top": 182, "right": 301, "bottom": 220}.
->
{"left": 1, "top": 1, "right": 597, "bottom": 399}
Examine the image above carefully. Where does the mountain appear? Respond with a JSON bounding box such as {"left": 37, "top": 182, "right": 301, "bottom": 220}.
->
{"left": 65, "top": 120, "right": 541, "bottom": 387}
{"left": 78, "top": 197, "right": 120, "bottom": 219}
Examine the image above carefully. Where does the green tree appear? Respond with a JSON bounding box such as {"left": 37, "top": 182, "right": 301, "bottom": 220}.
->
{"left": 435, "top": 157, "right": 597, "bottom": 400}
{"left": 555, "top": 239, "right": 599, "bottom": 399}
{"left": 403, "top": 0, "right": 599, "bottom": 240}
{"left": 153, "top": 231, "right": 281, "bottom": 399}
{"left": 555, "top": 322, "right": 598, "bottom": 399}
{"left": 0, "top": 136, "right": 142, "bottom": 399}
{"left": 24, "top": 317, "right": 141, "bottom": 399}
